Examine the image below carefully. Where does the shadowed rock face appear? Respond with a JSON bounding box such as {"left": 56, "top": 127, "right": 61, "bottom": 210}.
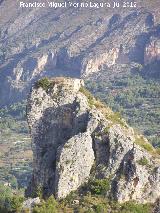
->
{"left": 144, "top": 37, "right": 160, "bottom": 64}
{"left": 26, "top": 77, "right": 160, "bottom": 203}
{"left": 0, "top": 0, "right": 160, "bottom": 106}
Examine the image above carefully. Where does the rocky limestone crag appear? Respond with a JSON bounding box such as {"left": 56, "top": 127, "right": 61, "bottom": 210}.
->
{"left": 26, "top": 77, "right": 160, "bottom": 203}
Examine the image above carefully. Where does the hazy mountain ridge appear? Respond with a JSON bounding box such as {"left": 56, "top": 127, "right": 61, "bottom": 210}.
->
{"left": 0, "top": 0, "right": 160, "bottom": 106}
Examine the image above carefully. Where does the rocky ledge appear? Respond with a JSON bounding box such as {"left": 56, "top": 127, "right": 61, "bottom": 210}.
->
{"left": 26, "top": 77, "right": 160, "bottom": 203}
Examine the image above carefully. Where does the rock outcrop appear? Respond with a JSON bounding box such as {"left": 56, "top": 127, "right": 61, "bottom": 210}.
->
{"left": 23, "top": 197, "right": 40, "bottom": 210}
{"left": 144, "top": 37, "right": 160, "bottom": 64}
{"left": 26, "top": 77, "right": 160, "bottom": 203}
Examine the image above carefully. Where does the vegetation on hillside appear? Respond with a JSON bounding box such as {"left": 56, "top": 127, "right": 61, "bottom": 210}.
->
{"left": 0, "top": 102, "right": 32, "bottom": 188}
{"left": 0, "top": 184, "right": 24, "bottom": 213}
{"left": 30, "top": 181, "right": 153, "bottom": 213}
{"left": 86, "top": 69, "right": 160, "bottom": 148}
{"left": 0, "top": 179, "right": 154, "bottom": 213}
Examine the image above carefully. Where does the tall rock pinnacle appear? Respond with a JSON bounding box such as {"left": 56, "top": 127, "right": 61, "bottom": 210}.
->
{"left": 26, "top": 77, "right": 160, "bottom": 203}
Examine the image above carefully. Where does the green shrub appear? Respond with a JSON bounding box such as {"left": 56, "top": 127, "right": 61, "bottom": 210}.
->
{"left": 35, "top": 77, "right": 51, "bottom": 91}
{"left": 31, "top": 186, "right": 43, "bottom": 199}
{"left": 63, "top": 191, "right": 78, "bottom": 206}
{"left": 0, "top": 184, "right": 24, "bottom": 212}
{"left": 10, "top": 195, "right": 24, "bottom": 212}
{"left": 79, "top": 195, "right": 109, "bottom": 213}
{"left": 137, "top": 157, "right": 149, "bottom": 166}
{"left": 94, "top": 203, "right": 108, "bottom": 213}
{"left": 88, "top": 178, "right": 110, "bottom": 195}
{"left": 103, "top": 126, "right": 111, "bottom": 134}
{"left": 120, "top": 201, "right": 152, "bottom": 213}
{"left": 33, "top": 196, "right": 58, "bottom": 213}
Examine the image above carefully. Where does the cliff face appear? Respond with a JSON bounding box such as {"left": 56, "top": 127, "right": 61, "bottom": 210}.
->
{"left": 26, "top": 77, "right": 160, "bottom": 203}
{"left": 144, "top": 37, "right": 160, "bottom": 64}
